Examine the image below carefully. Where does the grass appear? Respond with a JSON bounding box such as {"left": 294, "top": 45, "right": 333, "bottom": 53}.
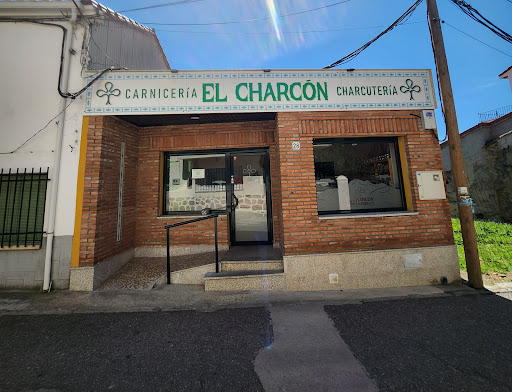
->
{"left": 452, "top": 218, "right": 512, "bottom": 274}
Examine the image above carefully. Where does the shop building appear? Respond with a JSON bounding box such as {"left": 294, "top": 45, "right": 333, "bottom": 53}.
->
{"left": 70, "top": 69, "right": 459, "bottom": 291}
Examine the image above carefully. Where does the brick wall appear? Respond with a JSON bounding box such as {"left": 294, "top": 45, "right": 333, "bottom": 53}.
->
{"left": 79, "top": 110, "right": 454, "bottom": 265}
{"left": 79, "top": 116, "right": 139, "bottom": 266}
{"left": 275, "top": 110, "right": 454, "bottom": 256}
{"left": 135, "top": 120, "right": 280, "bottom": 248}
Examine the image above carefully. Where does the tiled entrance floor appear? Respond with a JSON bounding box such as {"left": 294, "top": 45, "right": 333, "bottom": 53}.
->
{"left": 100, "top": 251, "right": 226, "bottom": 290}
{"left": 99, "top": 246, "right": 281, "bottom": 290}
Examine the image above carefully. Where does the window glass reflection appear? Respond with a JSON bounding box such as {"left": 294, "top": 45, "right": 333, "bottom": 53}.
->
{"left": 313, "top": 139, "right": 405, "bottom": 213}
{"left": 165, "top": 154, "right": 227, "bottom": 213}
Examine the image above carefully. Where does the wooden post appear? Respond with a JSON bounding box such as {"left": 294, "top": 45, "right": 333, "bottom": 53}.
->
{"left": 427, "top": 0, "right": 483, "bottom": 288}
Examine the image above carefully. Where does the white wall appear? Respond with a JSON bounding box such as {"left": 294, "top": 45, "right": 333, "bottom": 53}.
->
{"left": 502, "top": 68, "right": 512, "bottom": 92}
{"left": 0, "top": 21, "right": 87, "bottom": 237}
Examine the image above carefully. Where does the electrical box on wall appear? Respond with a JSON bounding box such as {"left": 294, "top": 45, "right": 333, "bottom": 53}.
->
{"left": 416, "top": 171, "right": 446, "bottom": 200}
{"left": 421, "top": 110, "right": 437, "bottom": 130}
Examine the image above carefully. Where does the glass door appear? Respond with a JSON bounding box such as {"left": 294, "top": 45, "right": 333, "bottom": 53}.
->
{"left": 228, "top": 150, "right": 272, "bottom": 245}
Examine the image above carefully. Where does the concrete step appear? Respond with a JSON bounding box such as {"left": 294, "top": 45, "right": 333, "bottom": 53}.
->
{"left": 221, "top": 260, "right": 283, "bottom": 272}
{"left": 204, "top": 270, "right": 286, "bottom": 291}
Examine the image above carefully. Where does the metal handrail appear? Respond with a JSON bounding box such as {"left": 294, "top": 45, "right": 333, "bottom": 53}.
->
{"left": 164, "top": 214, "right": 219, "bottom": 284}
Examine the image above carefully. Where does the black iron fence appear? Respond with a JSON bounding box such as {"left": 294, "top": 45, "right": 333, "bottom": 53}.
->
{"left": 164, "top": 213, "right": 219, "bottom": 284}
{"left": 0, "top": 168, "right": 49, "bottom": 248}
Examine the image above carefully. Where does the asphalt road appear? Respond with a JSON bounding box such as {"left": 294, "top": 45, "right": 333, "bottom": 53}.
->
{"left": 0, "top": 308, "right": 271, "bottom": 392}
{"left": 325, "top": 294, "right": 512, "bottom": 392}
{"left": 2, "top": 292, "right": 512, "bottom": 392}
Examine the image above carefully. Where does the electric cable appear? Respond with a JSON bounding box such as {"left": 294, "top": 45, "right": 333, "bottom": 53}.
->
{"left": 87, "top": 20, "right": 124, "bottom": 68}
{"left": 120, "top": 0, "right": 205, "bottom": 13}
{"left": 443, "top": 21, "right": 512, "bottom": 58}
{"left": 0, "top": 100, "right": 75, "bottom": 154}
{"left": 0, "top": 19, "right": 123, "bottom": 152}
{"left": 447, "top": 0, "right": 512, "bottom": 44}
{"left": 155, "top": 21, "right": 426, "bottom": 35}
{"left": 62, "top": 67, "right": 125, "bottom": 100}
{"left": 141, "top": 0, "right": 350, "bottom": 26}
{"left": 324, "top": 0, "right": 424, "bottom": 68}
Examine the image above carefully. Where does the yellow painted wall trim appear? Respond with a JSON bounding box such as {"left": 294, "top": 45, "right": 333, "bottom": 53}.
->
{"left": 398, "top": 136, "right": 413, "bottom": 211}
{"left": 71, "top": 116, "right": 89, "bottom": 268}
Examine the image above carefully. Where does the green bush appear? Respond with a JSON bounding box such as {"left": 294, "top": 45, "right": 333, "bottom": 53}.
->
{"left": 452, "top": 218, "right": 512, "bottom": 274}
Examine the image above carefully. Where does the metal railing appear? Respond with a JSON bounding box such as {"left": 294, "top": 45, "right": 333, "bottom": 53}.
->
{"left": 0, "top": 168, "right": 49, "bottom": 248}
{"left": 164, "top": 214, "right": 219, "bottom": 284}
{"left": 478, "top": 105, "right": 512, "bottom": 123}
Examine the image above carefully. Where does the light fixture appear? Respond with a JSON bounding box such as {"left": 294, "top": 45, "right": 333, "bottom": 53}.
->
{"left": 190, "top": 115, "right": 200, "bottom": 120}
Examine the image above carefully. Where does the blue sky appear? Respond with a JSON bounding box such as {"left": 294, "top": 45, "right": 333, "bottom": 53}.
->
{"left": 101, "top": 0, "right": 512, "bottom": 140}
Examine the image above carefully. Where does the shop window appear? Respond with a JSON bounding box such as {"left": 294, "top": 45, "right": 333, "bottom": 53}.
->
{"left": 313, "top": 138, "right": 406, "bottom": 215}
{"left": 163, "top": 153, "right": 227, "bottom": 214}
{"left": 0, "top": 169, "right": 49, "bottom": 247}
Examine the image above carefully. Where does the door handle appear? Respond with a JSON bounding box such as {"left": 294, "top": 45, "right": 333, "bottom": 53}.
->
{"left": 232, "top": 194, "right": 239, "bottom": 209}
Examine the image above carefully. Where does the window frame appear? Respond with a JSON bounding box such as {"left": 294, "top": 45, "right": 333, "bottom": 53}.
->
{"left": 161, "top": 147, "right": 270, "bottom": 216}
{"left": 313, "top": 137, "right": 407, "bottom": 216}
{"left": 0, "top": 168, "right": 49, "bottom": 248}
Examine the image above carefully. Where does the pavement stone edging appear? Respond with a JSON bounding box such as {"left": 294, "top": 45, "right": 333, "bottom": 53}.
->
{"left": 0, "top": 284, "right": 487, "bottom": 316}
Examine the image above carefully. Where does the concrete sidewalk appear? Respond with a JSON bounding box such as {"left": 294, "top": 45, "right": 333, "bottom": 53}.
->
{"left": 0, "top": 282, "right": 487, "bottom": 315}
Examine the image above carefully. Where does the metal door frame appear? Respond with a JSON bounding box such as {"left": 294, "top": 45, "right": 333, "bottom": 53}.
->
{"left": 226, "top": 148, "right": 273, "bottom": 246}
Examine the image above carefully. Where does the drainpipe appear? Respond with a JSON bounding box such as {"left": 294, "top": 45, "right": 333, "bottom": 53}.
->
{"left": 43, "top": 8, "right": 77, "bottom": 292}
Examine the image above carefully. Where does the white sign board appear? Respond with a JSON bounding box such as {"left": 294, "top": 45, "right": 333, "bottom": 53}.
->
{"left": 86, "top": 69, "right": 436, "bottom": 115}
{"left": 191, "top": 169, "right": 205, "bottom": 179}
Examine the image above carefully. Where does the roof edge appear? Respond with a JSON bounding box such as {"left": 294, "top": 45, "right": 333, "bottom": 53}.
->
{"left": 499, "top": 65, "right": 512, "bottom": 79}
{"left": 440, "top": 110, "right": 512, "bottom": 147}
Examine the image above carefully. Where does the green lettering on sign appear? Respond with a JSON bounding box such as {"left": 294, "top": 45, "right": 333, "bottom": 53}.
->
{"left": 263, "top": 83, "right": 276, "bottom": 101}
{"left": 202, "top": 83, "right": 214, "bottom": 102}
{"left": 276, "top": 83, "right": 290, "bottom": 101}
{"left": 249, "top": 83, "right": 262, "bottom": 102}
{"left": 236, "top": 83, "right": 248, "bottom": 101}
{"left": 290, "top": 82, "right": 302, "bottom": 101}
{"left": 215, "top": 83, "right": 227, "bottom": 102}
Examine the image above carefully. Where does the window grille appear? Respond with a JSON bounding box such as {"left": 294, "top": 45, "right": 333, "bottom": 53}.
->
{"left": 0, "top": 168, "right": 49, "bottom": 248}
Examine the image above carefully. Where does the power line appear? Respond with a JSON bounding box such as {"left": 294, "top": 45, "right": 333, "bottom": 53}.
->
{"left": 141, "top": 0, "right": 351, "bottom": 26}
{"left": 120, "top": 0, "right": 205, "bottom": 13}
{"left": 0, "top": 100, "right": 75, "bottom": 154}
{"left": 324, "top": 0, "right": 424, "bottom": 68}
{"left": 87, "top": 21, "right": 124, "bottom": 68}
{"left": 443, "top": 21, "right": 512, "bottom": 58}
{"left": 447, "top": 0, "right": 512, "bottom": 44}
{"left": 155, "top": 21, "right": 426, "bottom": 35}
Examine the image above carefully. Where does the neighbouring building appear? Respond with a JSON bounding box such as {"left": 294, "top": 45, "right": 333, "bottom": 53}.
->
{"left": 499, "top": 65, "right": 512, "bottom": 92}
{"left": 68, "top": 69, "right": 460, "bottom": 291}
{"left": 0, "top": 0, "right": 169, "bottom": 290}
{"left": 441, "top": 110, "right": 512, "bottom": 223}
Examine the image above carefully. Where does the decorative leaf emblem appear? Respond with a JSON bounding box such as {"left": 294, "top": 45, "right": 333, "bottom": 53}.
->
{"left": 243, "top": 165, "right": 257, "bottom": 176}
{"left": 96, "top": 82, "right": 121, "bottom": 105}
{"left": 400, "top": 79, "right": 421, "bottom": 100}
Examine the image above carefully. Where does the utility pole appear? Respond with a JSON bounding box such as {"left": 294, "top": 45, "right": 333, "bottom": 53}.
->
{"left": 427, "top": 0, "right": 483, "bottom": 288}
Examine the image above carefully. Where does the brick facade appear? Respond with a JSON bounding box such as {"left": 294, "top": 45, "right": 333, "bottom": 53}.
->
{"left": 275, "top": 110, "right": 453, "bottom": 255}
{"left": 78, "top": 109, "right": 453, "bottom": 267}
{"left": 135, "top": 120, "right": 280, "bottom": 249}
{"left": 79, "top": 116, "right": 139, "bottom": 266}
